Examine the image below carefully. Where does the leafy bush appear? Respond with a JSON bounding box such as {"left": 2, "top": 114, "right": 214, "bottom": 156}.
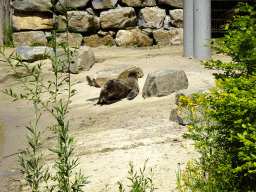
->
{"left": 202, "top": 2, "right": 256, "bottom": 80}
{"left": 176, "top": 2, "right": 256, "bottom": 192}
{"left": 118, "top": 159, "right": 157, "bottom": 192}
{"left": 178, "top": 74, "right": 256, "bottom": 191}
{"left": 3, "top": 24, "right": 14, "bottom": 47}
{"left": 104, "top": 41, "right": 115, "bottom": 46}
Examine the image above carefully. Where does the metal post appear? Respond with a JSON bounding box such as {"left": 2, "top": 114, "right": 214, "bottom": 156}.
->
{"left": 193, "top": 0, "right": 211, "bottom": 61}
{"left": 0, "top": 0, "right": 4, "bottom": 45}
{"left": 0, "top": 0, "right": 11, "bottom": 46}
{"left": 183, "top": 0, "right": 194, "bottom": 57}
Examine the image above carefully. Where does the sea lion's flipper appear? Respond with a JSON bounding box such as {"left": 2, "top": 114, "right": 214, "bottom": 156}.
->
{"left": 127, "top": 91, "right": 138, "bottom": 100}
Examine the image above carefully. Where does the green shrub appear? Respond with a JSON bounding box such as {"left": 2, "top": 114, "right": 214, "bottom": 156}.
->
{"left": 178, "top": 74, "right": 256, "bottom": 191}
{"left": 118, "top": 159, "right": 157, "bottom": 192}
{"left": 176, "top": 2, "right": 256, "bottom": 191}
{"left": 201, "top": 2, "right": 256, "bottom": 80}
{"left": 3, "top": 24, "right": 14, "bottom": 47}
{"left": 104, "top": 41, "right": 115, "bottom": 46}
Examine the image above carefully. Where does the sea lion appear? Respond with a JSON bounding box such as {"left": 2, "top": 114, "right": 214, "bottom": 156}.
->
{"left": 97, "top": 71, "right": 139, "bottom": 105}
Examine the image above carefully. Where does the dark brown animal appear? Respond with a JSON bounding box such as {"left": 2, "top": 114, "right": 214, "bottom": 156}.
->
{"left": 97, "top": 71, "right": 139, "bottom": 105}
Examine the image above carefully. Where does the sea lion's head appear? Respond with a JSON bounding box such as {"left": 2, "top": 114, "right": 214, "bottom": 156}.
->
{"left": 128, "top": 71, "right": 139, "bottom": 80}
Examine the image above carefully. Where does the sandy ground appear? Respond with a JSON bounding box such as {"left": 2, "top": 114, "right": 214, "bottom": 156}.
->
{"left": 0, "top": 45, "right": 232, "bottom": 191}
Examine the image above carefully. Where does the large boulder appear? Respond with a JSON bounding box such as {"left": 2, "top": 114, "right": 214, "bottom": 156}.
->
{"left": 56, "top": 0, "right": 90, "bottom": 10}
{"left": 83, "top": 34, "right": 114, "bottom": 47}
{"left": 158, "top": 0, "right": 183, "bottom": 8}
{"left": 16, "top": 46, "right": 53, "bottom": 62}
{"left": 12, "top": 13, "right": 53, "bottom": 31}
{"left": 100, "top": 7, "right": 137, "bottom": 29}
{"left": 92, "top": 0, "right": 118, "bottom": 9}
{"left": 10, "top": 0, "right": 52, "bottom": 12}
{"left": 120, "top": 0, "right": 156, "bottom": 7}
{"left": 115, "top": 28, "right": 153, "bottom": 46}
{"left": 13, "top": 31, "right": 47, "bottom": 47}
{"left": 142, "top": 69, "right": 188, "bottom": 98}
{"left": 52, "top": 46, "right": 95, "bottom": 73}
{"left": 169, "top": 9, "right": 183, "bottom": 28}
{"left": 86, "top": 65, "right": 144, "bottom": 87}
{"left": 56, "top": 33, "right": 83, "bottom": 47}
{"left": 153, "top": 28, "right": 183, "bottom": 45}
{"left": 170, "top": 88, "right": 212, "bottom": 125}
{"left": 57, "top": 11, "right": 100, "bottom": 33}
{"left": 138, "top": 7, "right": 166, "bottom": 29}
{"left": 175, "top": 88, "right": 210, "bottom": 106}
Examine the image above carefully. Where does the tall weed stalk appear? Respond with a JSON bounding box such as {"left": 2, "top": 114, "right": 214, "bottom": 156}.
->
{"left": 0, "top": 0, "right": 87, "bottom": 191}
{"left": 3, "top": 24, "right": 14, "bottom": 47}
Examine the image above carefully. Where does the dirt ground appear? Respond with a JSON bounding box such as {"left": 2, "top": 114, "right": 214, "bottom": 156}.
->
{"left": 0, "top": 45, "right": 232, "bottom": 191}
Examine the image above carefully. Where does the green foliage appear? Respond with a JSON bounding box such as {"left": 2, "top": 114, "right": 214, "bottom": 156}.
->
{"left": 118, "top": 159, "right": 157, "bottom": 192}
{"left": 30, "top": 43, "right": 44, "bottom": 47}
{"left": 132, "top": 42, "right": 142, "bottom": 48}
{"left": 104, "top": 41, "right": 115, "bottom": 46}
{"left": 176, "top": 2, "right": 256, "bottom": 192}
{"left": 178, "top": 74, "right": 256, "bottom": 191}
{"left": 201, "top": 2, "right": 256, "bottom": 80}
{"left": 3, "top": 24, "right": 14, "bottom": 47}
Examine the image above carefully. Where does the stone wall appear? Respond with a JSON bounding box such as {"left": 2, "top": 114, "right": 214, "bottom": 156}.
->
{"left": 11, "top": 0, "right": 183, "bottom": 47}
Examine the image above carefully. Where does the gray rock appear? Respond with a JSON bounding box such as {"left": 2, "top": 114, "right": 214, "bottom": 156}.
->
{"left": 115, "top": 28, "right": 153, "bottom": 46}
{"left": 153, "top": 28, "right": 183, "bottom": 45}
{"left": 16, "top": 46, "right": 53, "bottom": 62}
{"left": 109, "top": 31, "right": 116, "bottom": 36}
{"left": 45, "top": 32, "right": 51, "bottom": 38}
{"left": 169, "top": 104, "right": 179, "bottom": 122}
{"left": 56, "top": 0, "right": 90, "bottom": 10}
{"left": 138, "top": 7, "right": 166, "bottom": 29}
{"left": 86, "top": 8, "right": 95, "bottom": 15}
{"left": 141, "top": 28, "right": 153, "bottom": 36}
{"left": 11, "top": 0, "right": 51, "bottom": 12}
{"left": 169, "top": 9, "right": 183, "bottom": 28}
{"left": 56, "top": 33, "right": 83, "bottom": 47}
{"left": 120, "top": 0, "right": 156, "bottom": 7}
{"left": 175, "top": 88, "right": 210, "bottom": 106}
{"left": 52, "top": 46, "right": 95, "bottom": 73}
{"left": 170, "top": 88, "right": 213, "bottom": 125}
{"left": 65, "top": 11, "right": 100, "bottom": 32}
{"left": 13, "top": 31, "right": 47, "bottom": 47}
{"left": 92, "top": 0, "right": 118, "bottom": 9}
{"left": 142, "top": 69, "right": 188, "bottom": 98}
{"left": 100, "top": 7, "right": 137, "bottom": 29}
{"left": 170, "top": 104, "right": 211, "bottom": 126}
{"left": 158, "top": 0, "right": 183, "bottom": 8}
{"left": 163, "top": 15, "right": 171, "bottom": 30}
{"left": 86, "top": 65, "right": 144, "bottom": 87}
{"left": 169, "top": 103, "right": 193, "bottom": 125}
{"left": 98, "top": 30, "right": 109, "bottom": 36}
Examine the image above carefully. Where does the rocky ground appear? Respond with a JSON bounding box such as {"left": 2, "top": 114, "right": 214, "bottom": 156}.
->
{"left": 0, "top": 45, "right": 232, "bottom": 191}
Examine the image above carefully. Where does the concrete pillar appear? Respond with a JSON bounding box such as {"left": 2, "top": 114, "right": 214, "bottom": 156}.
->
{"left": 193, "top": 0, "right": 211, "bottom": 61}
{"left": 183, "top": 0, "right": 194, "bottom": 57}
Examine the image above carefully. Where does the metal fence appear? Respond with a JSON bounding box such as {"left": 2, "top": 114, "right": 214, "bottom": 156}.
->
{"left": 211, "top": 0, "right": 255, "bottom": 34}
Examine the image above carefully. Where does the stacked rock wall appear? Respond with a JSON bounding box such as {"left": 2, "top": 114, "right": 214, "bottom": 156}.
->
{"left": 11, "top": 0, "right": 184, "bottom": 47}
